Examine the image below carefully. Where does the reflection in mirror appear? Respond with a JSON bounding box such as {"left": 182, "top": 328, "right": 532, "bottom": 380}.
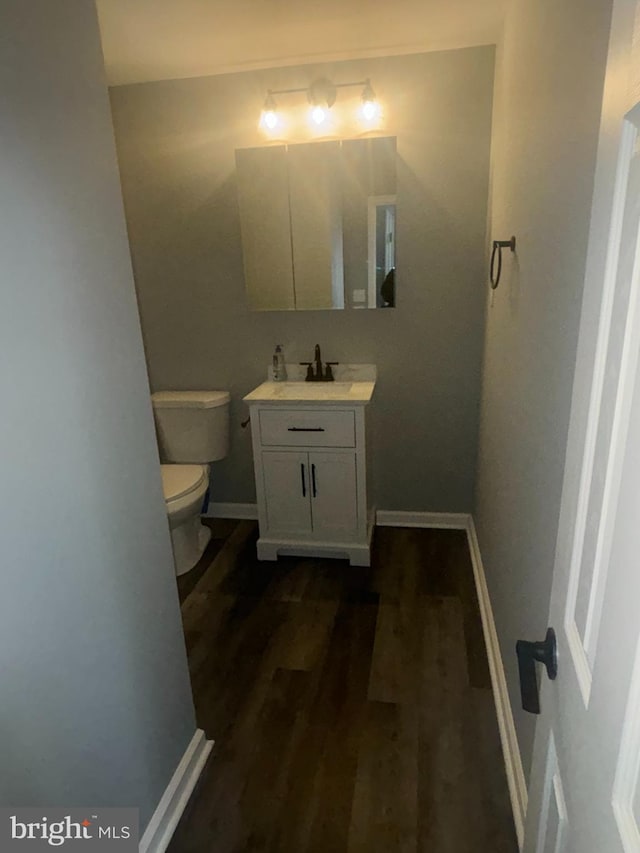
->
{"left": 370, "top": 197, "right": 396, "bottom": 307}
{"left": 235, "top": 136, "right": 396, "bottom": 311}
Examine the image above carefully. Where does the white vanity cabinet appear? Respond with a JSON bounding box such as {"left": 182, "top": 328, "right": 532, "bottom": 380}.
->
{"left": 244, "top": 381, "right": 375, "bottom": 566}
{"left": 261, "top": 449, "right": 358, "bottom": 539}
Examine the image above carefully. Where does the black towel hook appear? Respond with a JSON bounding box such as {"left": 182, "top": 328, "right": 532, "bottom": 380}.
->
{"left": 490, "top": 235, "right": 516, "bottom": 289}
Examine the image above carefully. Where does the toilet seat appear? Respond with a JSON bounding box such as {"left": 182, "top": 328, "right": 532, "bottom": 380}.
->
{"left": 159, "top": 463, "right": 211, "bottom": 576}
{"left": 160, "top": 464, "right": 208, "bottom": 506}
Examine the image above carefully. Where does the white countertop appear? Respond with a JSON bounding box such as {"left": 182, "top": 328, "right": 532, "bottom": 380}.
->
{"left": 243, "top": 380, "right": 376, "bottom": 405}
{"left": 244, "top": 363, "right": 376, "bottom": 405}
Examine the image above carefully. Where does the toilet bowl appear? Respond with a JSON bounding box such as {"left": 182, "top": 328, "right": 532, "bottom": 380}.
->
{"left": 152, "top": 390, "right": 230, "bottom": 576}
{"left": 161, "top": 463, "right": 211, "bottom": 576}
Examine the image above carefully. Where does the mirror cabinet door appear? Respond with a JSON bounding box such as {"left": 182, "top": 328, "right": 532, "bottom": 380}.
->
{"left": 288, "top": 141, "right": 344, "bottom": 310}
{"left": 235, "top": 145, "right": 295, "bottom": 311}
{"left": 236, "top": 136, "right": 396, "bottom": 311}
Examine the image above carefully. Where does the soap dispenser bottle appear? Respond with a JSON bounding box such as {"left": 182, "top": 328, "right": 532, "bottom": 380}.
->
{"left": 272, "top": 344, "right": 287, "bottom": 382}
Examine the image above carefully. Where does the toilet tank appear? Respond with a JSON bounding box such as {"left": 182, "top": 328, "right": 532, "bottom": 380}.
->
{"left": 151, "top": 391, "right": 230, "bottom": 463}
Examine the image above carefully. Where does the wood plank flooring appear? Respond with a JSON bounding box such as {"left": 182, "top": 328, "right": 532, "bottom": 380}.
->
{"left": 170, "top": 521, "right": 518, "bottom": 853}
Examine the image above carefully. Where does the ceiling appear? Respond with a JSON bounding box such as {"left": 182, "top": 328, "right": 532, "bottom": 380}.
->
{"left": 96, "top": 0, "right": 505, "bottom": 87}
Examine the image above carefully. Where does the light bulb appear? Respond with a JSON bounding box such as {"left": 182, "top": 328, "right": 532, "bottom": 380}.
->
{"left": 360, "top": 79, "right": 380, "bottom": 123}
{"left": 262, "top": 109, "right": 278, "bottom": 130}
{"left": 311, "top": 105, "right": 327, "bottom": 125}
{"left": 362, "top": 99, "right": 380, "bottom": 121}
{"left": 307, "top": 78, "right": 336, "bottom": 127}
{"left": 260, "top": 91, "right": 279, "bottom": 132}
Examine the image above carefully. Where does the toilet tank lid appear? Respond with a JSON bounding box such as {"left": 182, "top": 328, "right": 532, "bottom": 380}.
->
{"left": 152, "top": 390, "right": 230, "bottom": 409}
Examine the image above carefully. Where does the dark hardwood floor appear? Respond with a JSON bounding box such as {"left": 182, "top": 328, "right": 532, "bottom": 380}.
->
{"left": 170, "top": 520, "right": 518, "bottom": 853}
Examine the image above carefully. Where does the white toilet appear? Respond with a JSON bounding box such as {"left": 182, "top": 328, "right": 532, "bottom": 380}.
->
{"left": 151, "top": 390, "right": 230, "bottom": 576}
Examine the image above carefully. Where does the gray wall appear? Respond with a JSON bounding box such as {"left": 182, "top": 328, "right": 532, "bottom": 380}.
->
{"left": 109, "top": 47, "right": 495, "bottom": 512}
{"left": 0, "top": 0, "right": 196, "bottom": 830}
{"left": 474, "top": 0, "right": 613, "bottom": 779}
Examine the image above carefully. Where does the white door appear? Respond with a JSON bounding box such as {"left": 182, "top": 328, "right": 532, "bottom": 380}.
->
{"left": 309, "top": 451, "right": 358, "bottom": 540}
{"left": 524, "top": 4, "right": 640, "bottom": 851}
{"left": 262, "top": 451, "right": 312, "bottom": 536}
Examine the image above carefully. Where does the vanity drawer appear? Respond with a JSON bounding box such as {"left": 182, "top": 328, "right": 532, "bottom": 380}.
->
{"left": 258, "top": 408, "right": 355, "bottom": 447}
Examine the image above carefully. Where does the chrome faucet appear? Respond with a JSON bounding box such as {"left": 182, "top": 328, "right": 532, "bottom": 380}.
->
{"left": 300, "top": 344, "right": 338, "bottom": 382}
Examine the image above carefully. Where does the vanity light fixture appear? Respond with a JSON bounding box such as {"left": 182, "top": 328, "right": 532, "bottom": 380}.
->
{"left": 258, "top": 77, "right": 380, "bottom": 130}
{"left": 260, "top": 90, "right": 279, "bottom": 130}
{"left": 361, "top": 79, "right": 381, "bottom": 121}
{"left": 307, "top": 77, "right": 336, "bottom": 126}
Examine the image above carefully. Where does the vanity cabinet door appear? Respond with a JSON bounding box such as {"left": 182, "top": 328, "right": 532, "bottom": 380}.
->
{"left": 309, "top": 451, "right": 358, "bottom": 540}
{"left": 262, "top": 451, "right": 312, "bottom": 535}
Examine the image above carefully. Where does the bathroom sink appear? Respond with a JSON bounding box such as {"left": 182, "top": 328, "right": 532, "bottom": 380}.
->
{"left": 243, "top": 380, "right": 375, "bottom": 404}
{"left": 272, "top": 382, "right": 352, "bottom": 398}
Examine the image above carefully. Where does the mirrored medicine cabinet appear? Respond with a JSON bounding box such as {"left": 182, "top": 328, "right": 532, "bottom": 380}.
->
{"left": 235, "top": 136, "right": 397, "bottom": 311}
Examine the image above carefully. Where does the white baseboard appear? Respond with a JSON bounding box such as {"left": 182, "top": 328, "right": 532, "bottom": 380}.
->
{"left": 204, "top": 501, "right": 258, "bottom": 520}
{"left": 205, "top": 506, "right": 469, "bottom": 528}
{"left": 139, "top": 729, "right": 213, "bottom": 853}
{"left": 465, "top": 517, "right": 527, "bottom": 850}
{"left": 375, "top": 510, "right": 469, "bottom": 529}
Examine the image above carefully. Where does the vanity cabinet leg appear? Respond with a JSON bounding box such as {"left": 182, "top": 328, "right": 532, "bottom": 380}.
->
{"left": 256, "top": 540, "right": 280, "bottom": 562}
{"left": 348, "top": 545, "right": 371, "bottom": 567}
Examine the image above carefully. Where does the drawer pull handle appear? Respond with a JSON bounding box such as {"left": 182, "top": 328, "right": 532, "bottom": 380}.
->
{"left": 311, "top": 463, "right": 317, "bottom": 497}
{"left": 301, "top": 463, "right": 306, "bottom": 497}
{"left": 287, "top": 427, "right": 325, "bottom": 432}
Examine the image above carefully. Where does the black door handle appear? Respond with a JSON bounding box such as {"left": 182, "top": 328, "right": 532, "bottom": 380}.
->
{"left": 300, "top": 463, "right": 306, "bottom": 497}
{"left": 311, "top": 463, "right": 317, "bottom": 497}
{"left": 288, "top": 427, "right": 326, "bottom": 432}
{"left": 516, "top": 628, "right": 557, "bottom": 715}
